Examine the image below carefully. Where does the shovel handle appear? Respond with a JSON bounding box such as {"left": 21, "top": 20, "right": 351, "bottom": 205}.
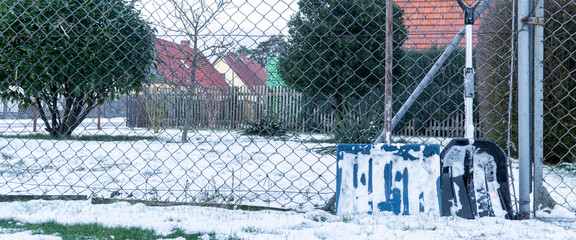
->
{"left": 456, "top": 0, "right": 482, "bottom": 25}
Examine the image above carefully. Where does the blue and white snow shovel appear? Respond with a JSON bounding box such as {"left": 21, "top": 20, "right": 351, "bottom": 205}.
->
{"left": 439, "top": 0, "right": 513, "bottom": 219}
{"left": 335, "top": 144, "right": 441, "bottom": 215}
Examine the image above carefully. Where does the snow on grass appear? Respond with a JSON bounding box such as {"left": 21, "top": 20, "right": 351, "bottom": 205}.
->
{"left": 542, "top": 164, "right": 576, "bottom": 212}
{"left": 1, "top": 118, "right": 575, "bottom": 212}
{"left": 1, "top": 117, "right": 576, "bottom": 239}
{"left": 0, "top": 118, "right": 336, "bottom": 209}
{"left": 505, "top": 158, "right": 576, "bottom": 214}
{"left": 0, "top": 230, "right": 61, "bottom": 240}
{"left": 0, "top": 200, "right": 575, "bottom": 240}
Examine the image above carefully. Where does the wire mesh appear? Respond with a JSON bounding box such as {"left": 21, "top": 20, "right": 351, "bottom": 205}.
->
{"left": 0, "top": 0, "right": 573, "bottom": 214}
{"left": 539, "top": 0, "right": 576, "bottom": 214}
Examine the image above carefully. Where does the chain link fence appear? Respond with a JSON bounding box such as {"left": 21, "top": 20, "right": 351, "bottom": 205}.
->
{"left": 539, "top": 0, "right": 576, "bottom": 215}
{"left": 0, "top": 0, "right": 574, "bottom": 214}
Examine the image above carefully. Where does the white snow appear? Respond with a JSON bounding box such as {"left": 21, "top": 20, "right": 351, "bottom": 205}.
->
{"left": 1, "top": 117, "right": 575, "bottom": 239}
{"left": 442, "top": 145, "right": 468, "bottom": 176}
{"left": 0, "top": 118, "right": 336, "bottom": 209}
{"left": 0, "top": 230, "right": 61, "bottom": 240}
{"left": 450, "top": 183, "right": 463, "bottom": 215}
{"left": 474, "top": 151, "right": 507, "bottom": 218}
{"left": 0, "top": 199, "right": 575, "bottom": 239}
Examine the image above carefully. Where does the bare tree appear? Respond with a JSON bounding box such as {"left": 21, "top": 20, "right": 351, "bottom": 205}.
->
{"left": 163, "top": 0, "right": 231, "bottom": 143}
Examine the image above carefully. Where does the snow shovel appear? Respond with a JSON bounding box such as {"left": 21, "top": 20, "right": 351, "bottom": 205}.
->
{"left": 335, "top": 143, "right": 441, "bottom": 215}
{"left": 439, "top": 0, "right": 513, "bottom": 219}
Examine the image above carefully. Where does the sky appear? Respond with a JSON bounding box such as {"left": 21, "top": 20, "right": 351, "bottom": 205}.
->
{"left": 137, "top": 0, "right": 298, "bottom": 53}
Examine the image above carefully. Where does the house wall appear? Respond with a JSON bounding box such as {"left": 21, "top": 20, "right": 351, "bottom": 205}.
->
{"left": 266, "top": 57, "right": 284, "bottom": 87}
{"left": 213, "top": 58, "right": 248, "bottom": 89}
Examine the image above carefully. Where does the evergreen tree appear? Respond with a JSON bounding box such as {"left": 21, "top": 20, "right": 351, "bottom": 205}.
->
{"left": 0, "top": 0, "right": 155, "bottom": 137}
{"left": 279, "top": 0, "right": 407, "bottom": 142}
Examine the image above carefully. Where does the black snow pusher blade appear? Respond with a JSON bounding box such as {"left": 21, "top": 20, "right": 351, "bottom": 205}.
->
{"left": 440, "top": 138, "right": 514, "bottom": 219}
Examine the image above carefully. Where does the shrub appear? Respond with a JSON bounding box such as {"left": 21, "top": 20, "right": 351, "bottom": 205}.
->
{"left": 393, "top": 46, "right": 466, "bottom": 134}
{"left": 242, "top": 116, "right": 287, "bottom": 137}
{"left": 0, "top": 0, "right": 155, "bottom": 137}
{"left": 332, "top": 96, "right": 385, "bottom": 144}
{"left": 279, "top": 0, "right": 407, "bottom": 143}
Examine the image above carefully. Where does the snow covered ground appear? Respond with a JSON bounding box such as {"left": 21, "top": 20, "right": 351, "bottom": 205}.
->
{"left": 1, "top": 117, "right": 575, "bottom": 239}
{"left": 0, "top": 199, "right": 575, "bottom": 240}
{"left": 0, "top": 118, "right": 336, "bottom": 209}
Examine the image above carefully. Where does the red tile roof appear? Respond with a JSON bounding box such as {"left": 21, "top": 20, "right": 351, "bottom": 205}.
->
{"left": 245, "top": 58, "right": 267, "bottom": 86}
{"left": 396, "top": 0, "right": 480, "bottom": 49}
{"left": 216, "top": 54, "right": 266, "bottom": 87}
{"left": 154, "top": 38, "right": 228, "bottom": 87}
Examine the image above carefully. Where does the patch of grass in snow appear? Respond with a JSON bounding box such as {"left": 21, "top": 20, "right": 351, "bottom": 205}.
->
{"left": 556, "top": 162, "right": 576, "bottom": 174}
{"left": 241, "top": 226, "right": 262, "bottom": 234}
{"left": 0, "top": 219, "right": 232, "bottom": 240}
{"left": 341, "top": 215, "right": 353, "bottom": 223}
{"left": 311, "top": 146, "right": 337, "bottom": 155}
{"left": 1, "top": 152, "right": 12, "bottom": 160}
{"left": 304, "top": 138, "right": 337, "bottom": 144}
{"left": 0, "top": 134, "right": 156, "bottom": 142}
{"left": 0, "top": 145, "right": 13, "bottom": 160}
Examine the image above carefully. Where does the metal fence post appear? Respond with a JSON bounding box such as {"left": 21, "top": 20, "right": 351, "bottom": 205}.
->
{"left": 383, "top": 0, "right": 394, "bottom": 144}
{"left": 532, "top": 0, "right": 546, "bottom": 216}
{"left": 518, "top": 0, "right": 532, "bottom": 219}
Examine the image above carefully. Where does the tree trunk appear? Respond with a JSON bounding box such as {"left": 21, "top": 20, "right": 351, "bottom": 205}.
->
{"left": 181, "top": 40, "right": 200, "bottom": 143}
{"left": 181, "top": 93, "right": 191, "bottom": 143}
{"left": 35, "top": 94, "right": 97, "bottom": 138}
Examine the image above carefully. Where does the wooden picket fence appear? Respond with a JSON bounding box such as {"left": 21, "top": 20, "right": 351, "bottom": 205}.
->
{"left": 126, "top": 85, "right": 475, "bottom": 137}
{"left": 394, "top": 112, "right": 483, "bottom": 138}
{"left": 127, "top": 85, "right": 334, "bottom": 131}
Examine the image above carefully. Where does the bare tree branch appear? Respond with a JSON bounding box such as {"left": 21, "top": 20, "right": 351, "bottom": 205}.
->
{"left": 162, "top": 0, "right": 231, "bottom": 143}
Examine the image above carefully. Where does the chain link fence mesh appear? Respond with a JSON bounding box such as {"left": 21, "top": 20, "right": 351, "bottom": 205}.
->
{"left": 0, "top": 0, "right": 573, "bottom": 214}
{"left": 540, "top": 0, "right": 576, "bottom": 213}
